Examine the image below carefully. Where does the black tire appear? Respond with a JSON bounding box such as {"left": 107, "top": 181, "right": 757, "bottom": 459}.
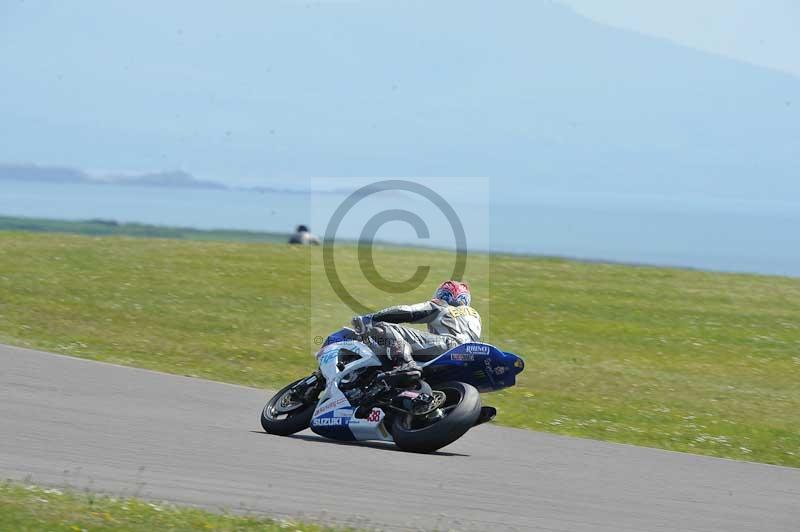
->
{"left": 390, "top": 381, "right": 481, "bottom": 453}
{"left": 260, "top": 378, "right": 316, "bottom": 436}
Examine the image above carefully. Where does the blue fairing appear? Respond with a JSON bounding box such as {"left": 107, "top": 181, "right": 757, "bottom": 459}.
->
{"left": 310, "top": 411, "right": 357, "bottom": 441}
{"left": 323, "top": 328, "right": 358, "bottom": 347}
{"left": 421, "top": 343, "right": 525, "bottom": 393}
{"left": 322, "top": 330, "right": 525, "bottom": 393}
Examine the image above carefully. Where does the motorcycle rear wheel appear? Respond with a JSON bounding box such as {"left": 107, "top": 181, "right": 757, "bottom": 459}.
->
{"left": 390, "top": 381, "right": 481, "bottom": 453}
{"left": 260, "top": 378, "right": 316, "bottom": 436}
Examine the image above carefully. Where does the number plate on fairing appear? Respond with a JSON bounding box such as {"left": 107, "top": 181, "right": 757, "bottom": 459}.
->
{"left": 348, "top": 408, "right": 393, "bottom": 442}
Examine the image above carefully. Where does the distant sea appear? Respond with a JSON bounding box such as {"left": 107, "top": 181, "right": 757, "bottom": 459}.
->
{"left": 1, "top": 179, "right": 799, "bottom": 277}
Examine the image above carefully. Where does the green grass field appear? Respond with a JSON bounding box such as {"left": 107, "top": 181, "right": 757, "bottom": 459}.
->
{"left": 0, "top": 215, "right": 289, "bottom": 243}
{"left": 0, "top": 481, "right": 346, "bottom": 531}
{"left": 1, "top": 231, "right": 798, "bottom": 467}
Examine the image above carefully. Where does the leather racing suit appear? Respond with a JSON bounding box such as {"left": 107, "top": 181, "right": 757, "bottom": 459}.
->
{"left": 358, "top": 299, "right": 482, "bottom": 380}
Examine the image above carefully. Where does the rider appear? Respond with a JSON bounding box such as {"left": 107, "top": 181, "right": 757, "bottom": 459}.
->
{"left": 352, "top": 280, "right": 481, "bottom": 387}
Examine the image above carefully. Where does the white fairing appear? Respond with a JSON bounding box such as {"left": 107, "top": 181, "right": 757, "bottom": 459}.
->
{"left": 310, "top": 335, "right": 393, "bottom": 442}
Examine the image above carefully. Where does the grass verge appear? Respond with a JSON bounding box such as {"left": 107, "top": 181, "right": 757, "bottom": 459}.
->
{"left": 0, "top": 481, "right": 344, "bottom": 531}
{"left": 0, "top": 231, "right": 798, "bottom": 467}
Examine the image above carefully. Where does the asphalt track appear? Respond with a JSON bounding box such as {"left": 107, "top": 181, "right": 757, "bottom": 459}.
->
{"left": 1, "top": 344, "right": 798, "bottom": 531}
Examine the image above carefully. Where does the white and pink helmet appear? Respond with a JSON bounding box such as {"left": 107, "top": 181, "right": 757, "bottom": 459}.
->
{"left": 434, "top": 280, "right": 471, "bottom": 307}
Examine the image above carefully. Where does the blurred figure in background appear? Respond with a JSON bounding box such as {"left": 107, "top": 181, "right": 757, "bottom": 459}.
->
{"left": 288, "top": 224, "right": 320, "bottom": 245}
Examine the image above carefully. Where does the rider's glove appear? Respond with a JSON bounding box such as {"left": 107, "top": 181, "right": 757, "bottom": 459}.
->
{"left": 351, "top": 315, "right": 373, "bottom": 335}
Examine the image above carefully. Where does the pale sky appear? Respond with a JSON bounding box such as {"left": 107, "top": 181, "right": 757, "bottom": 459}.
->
{"left": 560, "top": 0, "right": 800, "bottom": 77}
{"left": 1, "top": 0, "right": 797, "bottom": 200}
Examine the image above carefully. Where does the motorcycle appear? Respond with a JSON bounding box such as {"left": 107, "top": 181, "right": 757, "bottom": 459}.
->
{"left": 260, "top": 327, "right": 525, "bottom": 453}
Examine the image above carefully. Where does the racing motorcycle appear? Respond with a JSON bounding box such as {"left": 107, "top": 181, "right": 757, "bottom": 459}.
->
{"left": 260, "top": 327, "right": 525, "bottom": 453}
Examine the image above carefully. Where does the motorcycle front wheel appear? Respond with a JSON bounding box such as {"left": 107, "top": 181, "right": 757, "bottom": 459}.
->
{"left": 260, "top": 378, "right": 317, "bottom": 436}
{"left": 390, "top": 381, "right": 481, "bottom": 453}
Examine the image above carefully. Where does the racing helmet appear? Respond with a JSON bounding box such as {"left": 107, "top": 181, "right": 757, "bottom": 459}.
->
{"left": 434, "top": 280, "right": 471, "bottom": 307}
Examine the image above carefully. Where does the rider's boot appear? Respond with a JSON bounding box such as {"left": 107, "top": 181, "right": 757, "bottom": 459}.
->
{"left": 353, "top": 362, "right": 423, "bottom": 419}
{"left": 383, "top": 340, "right": 422, "bottom": 387}
{"left": 393, "top": 389, "right": 435, "bottom": 414}
{"left": 378, "top": 360, "right": 421, "bottom": 388}
{"left": 354, "top": 332, "right": 424, "bottom": 418}
{"left": 354, "top": 376, "right": 433, "bottom": 418}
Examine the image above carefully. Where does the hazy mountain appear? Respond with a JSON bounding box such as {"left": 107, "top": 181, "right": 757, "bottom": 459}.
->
{"left": 0, "top": 164, "right": 225, "bottom": 190}
{"left": 1, "top": 0, "right": 798, "bottom": 201}
{"left": 0, "top": 164, "right": 89, "bottom": 184}
{"left": 96, "top": 170, "right": 226, "bottom": 190}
